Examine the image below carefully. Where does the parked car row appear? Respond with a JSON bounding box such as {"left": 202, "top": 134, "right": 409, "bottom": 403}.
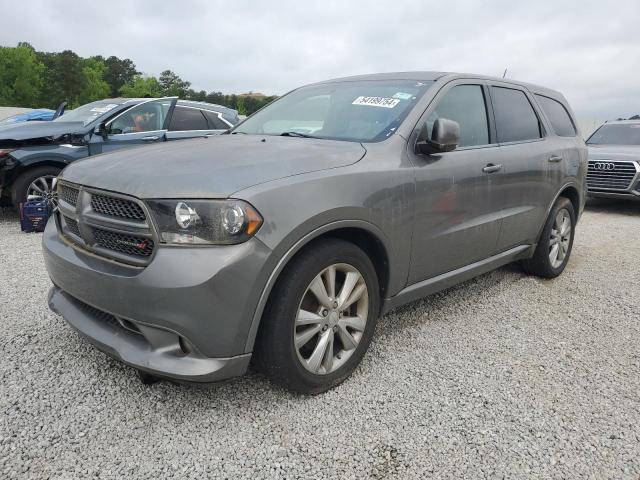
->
{"left": 43, "top": 71, "right": 589, "bottom": 393}
{"left": 0, "top": 98, "right": 239, "bottom": 206}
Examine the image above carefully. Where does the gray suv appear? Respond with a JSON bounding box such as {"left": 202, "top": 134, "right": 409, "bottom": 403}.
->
{"left": 43, "top": 72, "right": 587, "bottom": 393}
{"left": 585, "top": 120, "right": 640, "bottom": 200}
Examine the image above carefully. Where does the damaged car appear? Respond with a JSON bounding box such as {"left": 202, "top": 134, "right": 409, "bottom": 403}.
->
{"left": 0, "top": 98, "right": 239, "bottom": 207}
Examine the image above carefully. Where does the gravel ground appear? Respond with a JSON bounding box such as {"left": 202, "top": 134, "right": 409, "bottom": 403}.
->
{"left": 1, "top": 200, "right": 639, "bottom": 479}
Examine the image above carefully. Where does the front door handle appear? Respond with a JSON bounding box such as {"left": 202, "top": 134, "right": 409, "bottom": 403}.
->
{"left": 142, "top": 135, "right": 160, "bottom": 142}
{"left": 482, "top": 163, "right": 502, "bottom": 173}
{"left": 548, "top": 155, "right": 563, "bottom": 163}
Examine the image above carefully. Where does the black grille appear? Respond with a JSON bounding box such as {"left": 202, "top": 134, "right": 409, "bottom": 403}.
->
{"left": 72, "top": 297, "right": 141, "bottom": 335}
{"left": 587, "top": 161, "right": 637, "bottom": 191}
{"left": 60, "top": 185, "right": 79, "bottom": 206}
{"left": 63, "top": 216, "right": 81, "bottom": 237}
{"left": 90, "top": 194, "right": 146, "bottom": 220}
{"left": 74, "top": 299, "right": 121, "bottom": 330}
{"left": 92, "top": 228, "right": 154, "bottom": 257}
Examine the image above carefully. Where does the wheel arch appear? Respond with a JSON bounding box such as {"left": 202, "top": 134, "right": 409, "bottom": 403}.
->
{"left": 533, "top": 182, "right": 582, "bottom": 248}
{"left": 244, "top": 220, "right": 391, "bottom": 353}
{"left": 5, "top": 158, "right": 69, "bottom": 192}
{"left": 558, "top": 184, "right": 580, "bottom": 217}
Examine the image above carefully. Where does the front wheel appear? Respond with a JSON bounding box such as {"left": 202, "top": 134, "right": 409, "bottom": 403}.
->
{"left": 11, "top": 166, "right": 61, "bottom": 207}
{"left": 253, "top": 238, "right": 380, "bottom": 394}
{"left": 522, "top": 196, "right": 576, "bottom": 278}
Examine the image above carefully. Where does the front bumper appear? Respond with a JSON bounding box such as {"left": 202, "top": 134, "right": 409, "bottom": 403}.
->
{"left": 42, "top": 217, "right": 273, "bottom": 382}
{"left": 587, "top": 190, "right": 640, "bottom": 202}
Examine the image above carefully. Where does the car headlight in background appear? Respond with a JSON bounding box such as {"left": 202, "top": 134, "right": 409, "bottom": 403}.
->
{"left": 146, "top": 199, "right": 263, "bottom": 245}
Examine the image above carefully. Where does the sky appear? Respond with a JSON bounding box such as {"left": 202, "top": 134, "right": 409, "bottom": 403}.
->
{"left": 1, "top": 0, "right": 639, "bottom": 125}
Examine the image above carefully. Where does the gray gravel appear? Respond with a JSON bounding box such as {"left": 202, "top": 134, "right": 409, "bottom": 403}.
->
{"left": 1, "top": 200, "right": 639, "bottom": 479}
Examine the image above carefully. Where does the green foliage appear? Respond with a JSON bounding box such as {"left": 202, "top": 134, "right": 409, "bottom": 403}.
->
{"left": 119, "top": 76, "right": 163, "bottom": 98}
{"left": 159, "top": 70, "right": 191, "bottom": 97}
{"left": 0, "top": 43, "right": 277, "bottom": 114}
{"left": 104, "top": 56, "right": 139, "bottom": 97}
{"left": 37, "top": 50, "right": 87, "bottom": 108}
{"left": 0, "top": 44, "right": 45, "bottom": 107}
{"left": 78, "top": 57, "right": 111, "bottom": 105}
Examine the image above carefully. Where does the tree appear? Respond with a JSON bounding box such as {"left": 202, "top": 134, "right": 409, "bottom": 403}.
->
{"left": 77, "top": 56, "right": 110, "bottom": 104}
{"left": 119, "top": 75, "right": 163, "bottom": 98}
{"left": 629, "top": 115, "right": 640, "bottom": 120}
{"left": 159, "top": 70, "right": 191, "bottom": 97}
{"left": 37, "top": 50, "right": 87, "bottom": 108}
{"left": 0, "top": 44, "right": 45, "bottom": 107}
{"left": 104, "top": 56, "right": 139, "bottom": 97}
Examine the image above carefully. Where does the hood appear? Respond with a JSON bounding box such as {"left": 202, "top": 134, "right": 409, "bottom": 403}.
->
{"left": 0, "top": 121, "right": 87, "bottom": 142}
{"left": 588, "top": 144, "right": 640, "bottom": 161}
{"left": 60, "top": 135, "right": 366, "bottom": 198}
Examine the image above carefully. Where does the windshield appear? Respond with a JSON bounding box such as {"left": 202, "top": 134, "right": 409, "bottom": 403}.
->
{"left": 53, "top": 101, "right": 121, "bottom": 125}
{"left": 587, "top": 123, "right": 640, "bottom": 145}
{"left": 232, "top": 80, "right": 433, "bottom": 142}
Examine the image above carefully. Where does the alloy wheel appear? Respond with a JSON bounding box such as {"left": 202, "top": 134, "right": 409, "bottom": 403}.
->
{"left": 26, "top": 175, "right": 58, "bottom": 206}
{"left": 294, "top": 263, "right": 369, "bottom": 375}
{"left": 549, "top": 208, "right": 571, "bottom": 268}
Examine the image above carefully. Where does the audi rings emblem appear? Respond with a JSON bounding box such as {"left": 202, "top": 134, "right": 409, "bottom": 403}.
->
{"left": 593, "top": 162, "right": 615, "bottom": 171}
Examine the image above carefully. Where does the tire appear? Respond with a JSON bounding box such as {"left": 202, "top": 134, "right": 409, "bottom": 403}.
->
{"left": 522, "top": 196, "right": 576, "bottom": 278}
{"left": 11, "top": 166, "right": 61, "bottom": 207}
{"left": 253, "top": 238, "right": 380, "bottom": 394}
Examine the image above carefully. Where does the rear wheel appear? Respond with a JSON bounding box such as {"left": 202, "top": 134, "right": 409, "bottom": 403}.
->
{"left": 11, "top": 166, "right": 61, "bottom": 207}
{"left": 253, "top": 238, "right": 380, "bottom": 394}
{"left": 522, "top": 197, "right": 576, "bottom": 278}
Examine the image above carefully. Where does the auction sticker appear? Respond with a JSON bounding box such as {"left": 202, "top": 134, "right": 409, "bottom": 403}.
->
{"left": 352, "top": 96, "right": 400, "bottom": 108}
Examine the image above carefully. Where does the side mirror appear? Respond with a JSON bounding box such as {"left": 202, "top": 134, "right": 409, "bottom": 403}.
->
{"left": 95, "top": 122, "right": 108, "bottom": 140}
{"left": 52, "top": 101, "right": 67, "bottom": 120}
{"left": 416, "top": 118, "right": 460, "bottom": 154}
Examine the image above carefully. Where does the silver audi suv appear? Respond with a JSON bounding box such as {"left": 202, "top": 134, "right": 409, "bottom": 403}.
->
{"left": 43, "top": 72, "right": 587, "bottom": 393}
{"left": 586, "top": 120, "right": 640, "bottom": 201}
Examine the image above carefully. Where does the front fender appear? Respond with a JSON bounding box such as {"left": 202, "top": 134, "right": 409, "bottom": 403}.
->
{"left": 244, "top": 217, "right": 391, "bottom": 352}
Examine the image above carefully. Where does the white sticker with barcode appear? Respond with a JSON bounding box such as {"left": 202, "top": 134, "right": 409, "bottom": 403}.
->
{"left": 352, "top": 96, "right": 400, "bottom": 108}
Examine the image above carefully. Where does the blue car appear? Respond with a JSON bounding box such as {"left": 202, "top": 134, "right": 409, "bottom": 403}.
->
{"left": 0, "top": 98, "right": 239, "bottom": 206}
{"left": 0, "top": 109, "right": 56, "bottom": 124}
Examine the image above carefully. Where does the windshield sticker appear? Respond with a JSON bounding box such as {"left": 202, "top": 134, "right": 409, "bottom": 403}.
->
{"left": 90, "top": 104, "right": 119, "bottom": 114}
{"left": 392, "top": 92, "right": 413, "bottom": 100}
{"left": 352, "top": 96, "right": 400, "bottom": 108}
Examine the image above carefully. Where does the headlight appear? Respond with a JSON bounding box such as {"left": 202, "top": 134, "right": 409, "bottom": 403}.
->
{"left": 146, "top": 199, "right": 263, "bottom": 245}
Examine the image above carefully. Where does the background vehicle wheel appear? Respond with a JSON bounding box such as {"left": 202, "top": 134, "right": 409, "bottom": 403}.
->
{"left": 522, "top": 196, "right": 576, "bottom": 278}
{"left": 11, "top": 166, "right": 61, "bottom": 207}
{"left": 253, "top": 238, "right": 380, "bottom": 394}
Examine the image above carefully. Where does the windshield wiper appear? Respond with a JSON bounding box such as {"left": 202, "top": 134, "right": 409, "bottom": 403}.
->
{"left": 280, "top": 131, "right": 316, "bottom": 138}
{"left": 231, "top": 131, "right": 247, "bottom": 135}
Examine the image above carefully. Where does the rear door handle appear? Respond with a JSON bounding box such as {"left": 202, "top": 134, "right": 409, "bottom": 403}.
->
{"left": 482, "top": 163, "right": 502, "bottom": 173}
{"left": 142, "top": 135, "right": 160, "bottom": 142}
{"left": 548, "top": 155, "right": 563, "bottom": 163}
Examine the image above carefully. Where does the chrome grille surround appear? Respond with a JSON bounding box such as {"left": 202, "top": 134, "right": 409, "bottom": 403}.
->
{"left": 587, "top": 160, "right": 640, "bottom": 192}
{"left": 56, "top": 181, "right": 156, "bottom": 267}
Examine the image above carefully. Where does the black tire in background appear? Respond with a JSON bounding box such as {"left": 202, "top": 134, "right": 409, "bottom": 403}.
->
{"left": 10, "top": 166, "right": 61, "bottom": 207}
{"left": 253, "top": 238, "right": 380, "bottom": 394}
{"left": 522, "top": 196, "right": 576, "bottom": 278}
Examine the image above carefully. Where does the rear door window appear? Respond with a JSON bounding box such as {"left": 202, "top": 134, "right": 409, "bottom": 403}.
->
{"left": 492, "top": 87, "right": 542, "bottom": 143}
{"left": 535, "top": 95, "right": 576, "bottom": 137}
{"left": 427, "top": 85, "right": 490, "bottom": 148}
{"left": 169, "top": 107, "right": 209, "bottom": 131}
{"left": 203, "top": 110, "right": 230, "bottom": 130}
